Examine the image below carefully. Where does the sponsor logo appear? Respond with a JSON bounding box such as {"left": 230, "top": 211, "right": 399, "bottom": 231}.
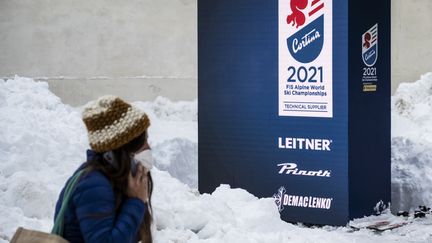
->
{"left": 278, "top": 137, "right": 332, "bottom": 151}
{"left": 279, "top": 0, "right": 333, "bottom": 117}
{"left": 278, "top": 163, "right": 331, "bottom": 177}
{"left": 361, "top": 24, "right": 378, "bottom": 91}
{"left": 286, "top": 0, "right": 325, "bottom": 63}
{"left": 273, "top": 186, "right": 333, "bottom": 212}
{"left": 362, "top": 24, "right": 378, "bottom": 67}
{"left": 363, "top": 84, "right": 377, "bottom": 92}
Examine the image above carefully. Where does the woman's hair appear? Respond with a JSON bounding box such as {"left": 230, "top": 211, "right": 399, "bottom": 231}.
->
{"left": 85, "top": 132, "right": 153, "bottom": 243}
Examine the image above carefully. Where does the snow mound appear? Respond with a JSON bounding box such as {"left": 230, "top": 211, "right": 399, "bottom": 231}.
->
{"left": 151, "top": 172, "right": 287, "bottom": 242}
{"left": 153, "top": 167, "right": 432, "bottom": 243}
{"left": 1, "top": 76, "right": 432, "bottom": 243}
{"left": 135, "top": 97, "right": 197, "bottom": 122}
{"left": 152, "top": 138, "right": 198, "bottom": 188}
{"left": 134, "top": 99, "right": 198, "bottom": 144}
{"left": 0, "top": 76, "right": 88, "bottom": 240}
{"left": 392, "top": 72, "right": 432, "bottom": 142}
{"left": 391, "top": 138, "right": 432, "bottom": 211}
{"left": 391, "top": 73, "right": 432, "bottom": 211}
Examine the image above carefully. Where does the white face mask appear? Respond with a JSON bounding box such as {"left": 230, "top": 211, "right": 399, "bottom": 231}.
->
{"left": 134, "top": 149, "right": 154, "bottom": 170}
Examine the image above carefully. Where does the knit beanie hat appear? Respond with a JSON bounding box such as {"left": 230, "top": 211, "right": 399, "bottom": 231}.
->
{"left": 82, "top": 95, "right": 150, "bottom": 153}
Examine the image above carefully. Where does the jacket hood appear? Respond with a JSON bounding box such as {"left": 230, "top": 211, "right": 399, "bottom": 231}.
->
{"left": 86, "top": 149, "right": 100, "bottom": 162}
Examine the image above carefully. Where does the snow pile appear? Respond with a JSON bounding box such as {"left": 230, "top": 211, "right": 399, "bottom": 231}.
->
{"left": 391, "top": 73, "right": 432, "bottom": 211}
{"left": 152, "top": 168, "right": 432, "bottom": 243}
{"left": 134, "top": 99, "right": 197, "bottom": 145}
{"left": 135, "top": 96, "right": 197, "bottom": 122}
{"left": 0, "top": 76, "right": 200, "bottom": 241}
{"left": 132, "top": 98, "right": 198, "bottom": 188}
{"left": 0, "top": 76, "right": 432, "bottom": 243}
{"left": 0, "top": 76, "right": 88, "bottom": 240}
{"left": 152, "top": 139, "right": 198, "bottom": 188}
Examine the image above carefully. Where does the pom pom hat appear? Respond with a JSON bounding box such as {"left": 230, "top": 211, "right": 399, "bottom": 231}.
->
{"left": 82, "top": 95, "right": 150, "bottom": 153}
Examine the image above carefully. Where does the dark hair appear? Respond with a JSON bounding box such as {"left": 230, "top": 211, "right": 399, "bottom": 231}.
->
{"left": 85, "top": 132, "right": 153, "bottom": 243}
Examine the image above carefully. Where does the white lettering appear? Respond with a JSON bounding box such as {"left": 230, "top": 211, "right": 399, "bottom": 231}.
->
{"left": 322, "top": 139, "right": 330, "bottom": 151}
{"left": 283, "top": 194, "right": 289, "bottom": 205}
{"left": 306, "top": 139, "right": 314, "bottom": 150}
{"left": 312, "top": 197, "right": 317, "bottom": 208}
{"left": 274, "top": 187, "right": 333, "bottom": 212}
{"left": 278, "top": 137, "right": 285, "bottom": 148}
{"left": 298, "top": 196, "right": 303, "bottom": 207}
{"left": 278, "top": 137, "right": 332, "bottom": 151}
{"left": 277, "top": 163, "right": 331, "bottom": 177}
{"left": 365, "top": 49, "right": 376, "bottom": 61}
{"left": 278, "top": 163, "right": 296, "bottom": 174}
{"left": 291, "top": 196, "right": 299, "bottom": 206}
{"left": 303, "top": 196, "right": 308, "bottom": 207}
{"left": 282, "top": 194, "right": 332, "bottom": 209}
{"left": 315, "top": 139, "right": 322, "bottom": 150}
{"left": 292, "top": 29, "right": 321, "bottom": 53}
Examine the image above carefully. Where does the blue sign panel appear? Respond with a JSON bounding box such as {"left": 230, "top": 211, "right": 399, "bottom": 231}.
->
{"left": 198, "top": 0, "right": 390, "bottom": 226}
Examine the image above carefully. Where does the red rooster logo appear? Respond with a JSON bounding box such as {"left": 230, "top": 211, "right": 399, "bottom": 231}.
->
{"left": 287, "top": 0, "right": 308, "bottom": 28}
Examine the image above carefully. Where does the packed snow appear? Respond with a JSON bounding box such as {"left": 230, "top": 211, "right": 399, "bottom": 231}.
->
{"left": 391, "top": 72, "right": 432, "bottom": 212}
{"left": 1, "top": 76, "right": 431, "bottom": 242}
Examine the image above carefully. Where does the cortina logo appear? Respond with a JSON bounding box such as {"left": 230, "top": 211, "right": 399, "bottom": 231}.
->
{"left": 362, "top": 24, "right": 378, "bottom": 67}
{"left": 286, "top": 0, "right": 308, "bottom": 28}
{"left": 278, "top": 163, "right": 331, "bottom": 177}
{"left": 273, "top": 186, "right": 333, "bottom": 212}
{"left": 286, "top": 0, "right": 325, "bottom": 63}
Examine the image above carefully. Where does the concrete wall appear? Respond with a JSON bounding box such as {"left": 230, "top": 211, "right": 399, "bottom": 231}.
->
{"left": 0, "top": 0, "right": 196, "bottom": 106}
{"left": 392, "top": 0, "right": 432, "bottom": 94}
{"left": 0, "top": 0, "right": 431, "bottom": 105}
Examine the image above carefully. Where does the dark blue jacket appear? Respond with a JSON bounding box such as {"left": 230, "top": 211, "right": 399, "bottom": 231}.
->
{"left": 54, "top": 150, "right": 146, "bottom": 243}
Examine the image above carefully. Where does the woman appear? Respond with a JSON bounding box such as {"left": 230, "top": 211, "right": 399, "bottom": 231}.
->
{"left": 54, "top": 95, "right": 153, "bottom": 243}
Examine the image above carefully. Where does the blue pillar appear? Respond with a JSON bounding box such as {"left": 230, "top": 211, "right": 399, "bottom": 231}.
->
{"left": 198, "top": 0, "right": 390, "bottom": 226}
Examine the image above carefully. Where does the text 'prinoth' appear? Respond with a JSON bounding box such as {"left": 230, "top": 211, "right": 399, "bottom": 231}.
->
{"left": 278, "top": 163, "right": 331, "bottom": 177}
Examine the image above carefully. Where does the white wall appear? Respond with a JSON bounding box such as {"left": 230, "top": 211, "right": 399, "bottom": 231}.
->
{"left": 0, "top": 0, "right": 431, "bottom": 105}
{"left": 0, "top": 0, "right": 196, "bottom": 106}
{"left": 392, "top": 0, "right": 432, "bottom": 94}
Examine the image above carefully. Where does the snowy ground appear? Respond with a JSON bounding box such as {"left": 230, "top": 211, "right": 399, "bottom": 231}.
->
{"left": 391, "top": 73, "right": 432, "bottom": 212}
{"left": 1, "top": 75, "right": 432, "bottom": 242}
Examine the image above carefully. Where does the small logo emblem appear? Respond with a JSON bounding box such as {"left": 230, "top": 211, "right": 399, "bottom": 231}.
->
{"left": 286, "top": 0, "right": 308, "bottom": 28}
{"left": 286, "top": 0, "right": 325, "bottom": 63}
{"left": 273, "top": 187, "right": 286, "bottom": 212}
{"left": 273, "top": 186, "right": 333, "bottom": 212}
{"left": 362, "top": 24, "right": 378, "bottom": 67}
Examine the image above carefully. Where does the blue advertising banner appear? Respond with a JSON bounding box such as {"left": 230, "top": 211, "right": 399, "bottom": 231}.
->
{"left": 198, "top": 0, "right": 390, "bottom": 226}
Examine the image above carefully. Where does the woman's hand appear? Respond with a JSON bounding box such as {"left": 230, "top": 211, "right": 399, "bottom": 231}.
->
{"left": 127, "top": 164, "right": 149, "bottom": 203}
